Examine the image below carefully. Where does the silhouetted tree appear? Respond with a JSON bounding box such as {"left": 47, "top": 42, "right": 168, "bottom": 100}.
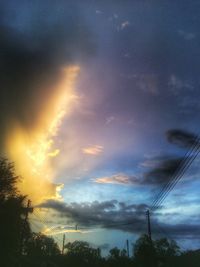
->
{"left": 26, "top": 233, "right": 60, "bottom": 257}
{"left": 107, "top": 246, "right": 132, "bottom": 267}
{"left": 154, "top": 237, "right": 180, "bottom": 266}
{"left": 133, "top": 234, "right": 181, "bottom": 267}
{"left": 64, "top": 241, "right": 102, "bottom": 267}
{"left": 0, "top": 158, "right": 19, "bottom": 198}
{"left": 1, "top": 157, "right": 200, "bottom": 267}
{"left": 22, "top": 233, "right": 60, "bottom": 267}
{"left": 134, "top": 234, "right": 157, "bottom": 267}
{"left": 108, "top": 247, "right": 121, "bottom": 259}
{"left": 0, "top": 158, "right": 32, "bottom": 267}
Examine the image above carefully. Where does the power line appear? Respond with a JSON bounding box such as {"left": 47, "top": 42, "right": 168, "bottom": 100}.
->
{"left": 151, "top": 137, "right": 199, "bottom": 208}
{"left": 19, "top": 199, "right": 32, "bottom": 255}
{"left": 30, "top": 220, "right": 43, "bottom": 233}
{"left": 151, "top": 136, "right": 200, "bottom": 210}
{"left": 153, "top": 144, "right": 200, "bottom": 210}
{"left": 33, "top": 208, "right": 50, "bottom": 224}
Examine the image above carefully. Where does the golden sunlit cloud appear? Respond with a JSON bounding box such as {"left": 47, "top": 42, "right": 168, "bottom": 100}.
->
{"left": 82, "top": 145, "right": 103, "bottom": 156}
{"left": 93, "top": 173, "right": 138, "bottom": 185}
{"left": 48, "top": 149, "right": 60, "bottom": 158}
{"left": 5, "top": 65, "right": 80, "bottom": 204}
{"left": 43, "top": 228, "right": 91, "bottom": 236}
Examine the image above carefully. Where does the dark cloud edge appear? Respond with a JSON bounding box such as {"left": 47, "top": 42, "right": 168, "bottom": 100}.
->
{"left": 37, "top": 199, "right": 199, "bottom": 240}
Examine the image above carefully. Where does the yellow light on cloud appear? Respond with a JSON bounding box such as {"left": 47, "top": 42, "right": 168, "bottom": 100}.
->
{"left": 43, "top": 228, "right": 91, "bottom": 236}
{"left": 5, "top": 65, "right": 80, "bottom": 204}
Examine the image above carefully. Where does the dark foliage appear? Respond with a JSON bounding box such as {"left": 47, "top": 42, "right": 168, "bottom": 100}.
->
{"left": 0, "top": 158, "right": 32, "bottom": 267}
{"left": 0, "top": 157, "right": 200, "bottom": 267}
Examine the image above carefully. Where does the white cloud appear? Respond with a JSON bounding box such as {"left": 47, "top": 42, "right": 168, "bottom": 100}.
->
{"left": 82, "top": 145, "right": 104, "bottom": 156}
{"left": 117, "top": 21, "right": 130, "bottom": 31}
{"left": 120, "top": 21, "right": 130, "bottom": 30}
{"left": 93, "top": 173, "right": 139, "bottom": 185}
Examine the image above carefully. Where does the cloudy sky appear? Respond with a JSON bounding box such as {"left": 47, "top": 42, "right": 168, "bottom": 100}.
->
{"left": 1, "top": 0, "right": 200, "bottom": 253}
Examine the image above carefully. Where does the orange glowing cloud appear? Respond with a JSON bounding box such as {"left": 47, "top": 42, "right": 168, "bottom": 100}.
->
{"left": 82, "top": 145, "right": 103, "bottom": 156}
{"left": 5, "top": 66, "right": 80, "bottom": 204}
{"left": 93, "top": 173, "right": 139, "bottom": 185}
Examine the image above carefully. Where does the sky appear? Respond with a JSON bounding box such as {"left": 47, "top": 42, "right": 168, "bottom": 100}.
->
{"left": 1, "top": 0, "right": 200, "bottom": 254}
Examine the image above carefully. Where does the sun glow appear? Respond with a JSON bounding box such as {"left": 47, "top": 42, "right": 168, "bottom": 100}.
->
{"left": 42, "top": 227, "right": 91, "bottom": 236}
{"left": 5, "top": 66, "right": 80, "bottom": 203}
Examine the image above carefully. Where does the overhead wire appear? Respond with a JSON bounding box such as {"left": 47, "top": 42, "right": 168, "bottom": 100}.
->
{"left": 151, "top": 136, "right": 199, "bottom": 208}
{"left": 152, "top": 143, "right": 200, "bottom": 210}
{"left": 151, "top": 136, "right": 200, "bottom": 210}
{"left": 151, "top": 147, "right": 192, "bottom": 208}
{"left": 148, "top": 135, "right": 200, "bottom": 247}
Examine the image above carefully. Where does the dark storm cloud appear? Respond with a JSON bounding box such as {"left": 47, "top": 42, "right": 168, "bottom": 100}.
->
{"left": 142, "top": 129, "right": 199, "bottom": 186}
{"left": 143, "top": 157, "right": 184, "bottom": 186}
{"left": 93, "top": 129, "right": 199, "bottom": 188}
{"left": 93, "top": 154, "right": 188, "bottom": 188}
{"left": 39, "top": 199, "right": 200, "bottom": 239}
{"left": 157, "top": 223, "right": 200, "bottom": 240}
{"left": 0, "top": 1, "right": 95, "bottom": 149}
{"left": 166, "top": 129, "right": 198, "bottom": 148}
{"left": 39, "top": 199, "right": 148, "bottom": 233}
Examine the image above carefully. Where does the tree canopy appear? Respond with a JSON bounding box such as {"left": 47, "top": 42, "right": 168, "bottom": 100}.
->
{"left": 0, "top": 158, "right": 32, "bottom": 266}
{"left": 0, "top": 157, "right": 199, "bottom": 267}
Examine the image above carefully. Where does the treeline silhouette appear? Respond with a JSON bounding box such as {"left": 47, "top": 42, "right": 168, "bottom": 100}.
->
{"left": 0, "top": 157, "right": 200, "bottom": 267}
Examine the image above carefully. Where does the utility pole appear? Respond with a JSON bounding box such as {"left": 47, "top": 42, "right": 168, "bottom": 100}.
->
{"left": 62, "top": 234, "right": 66, "bottom": 254}
{"left": 126, "top": 239, "right": 130, "bottom": 258}
{"left": 19, "top": 199, "right": 32, "bottom": 255}
{"left": 146, "top": 210, "right": 152, "bottom": 242}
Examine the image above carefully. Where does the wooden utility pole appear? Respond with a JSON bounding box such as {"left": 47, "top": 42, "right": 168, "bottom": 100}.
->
{"left": 19, "top": 199, "right": 32, "bottom": 255}
{"left": 146, "top": 210, "right": 152, "bottom": 242}
{"left": 62, "top": 234, "right": 66, "bottom": 254}
{"left": 126, "top": 239, "right": 130, "bottom": 257}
